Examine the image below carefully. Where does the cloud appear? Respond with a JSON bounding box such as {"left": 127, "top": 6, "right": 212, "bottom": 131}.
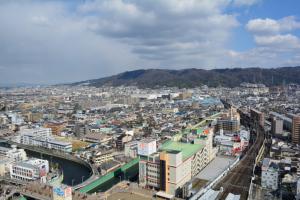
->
{"left": 0, "top": 0, "right": 299, "bottom": 84}
{"left": 232, "top": 16, "right": 300, "bottom": 68}
{"left": 247, "top": 16, "right": 300, "bottom": 35}
{"left": 232, "top": 0, "right": 261, "bottom": 7}
{"left": 78, "top": 0, "right": 239, "bottom": 64}
{"left": 254, "top": 34, "right": 300, "bottom": 49}
{"left": 0, "top": 1, "right": 140, "bottom": 84}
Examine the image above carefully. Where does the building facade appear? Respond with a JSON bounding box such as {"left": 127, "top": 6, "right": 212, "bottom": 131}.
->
{"left": 250, "top": 108, "right": 265, "bottom": 127}
{"left": 10, "top": 158, "right": 49, "bottom": 183}
{"left": 19, "top": 127, "right": 72, "bottom": 152}
{"left": 271, "top": 117, "right": 283, "bottom": 135}
{"left": 292, "top": 115, "right": 300, "bottom": 145}
{"left": 139, "top": 129, "right": 215, "bottom": 197}
{"left": 261, "top": 158, "right": 279, "bottom": 190}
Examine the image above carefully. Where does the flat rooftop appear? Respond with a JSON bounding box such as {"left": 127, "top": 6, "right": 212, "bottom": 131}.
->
{"left": 160, "top": 140, "right": 204, "bottom": 160}
{"left": 196, "top": 156, "right": 236, "bottom": 181}
{"left": 107, "top": 192, "right": 152, "bottom": 200}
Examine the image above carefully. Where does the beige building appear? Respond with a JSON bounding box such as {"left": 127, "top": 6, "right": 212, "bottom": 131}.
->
{"left": 292, "top": 115, "right": 300, "bottom": 145}
{"left": 92, "top": 151, "right": 114, "bottom": 165}
{"left": 216, "top": 108, "right": 240, "bottom": 133}
{"left": 139, "top": 128, "right": 215, "bottom": 197}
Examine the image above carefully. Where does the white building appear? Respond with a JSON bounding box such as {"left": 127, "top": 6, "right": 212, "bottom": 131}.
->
{"left": 0, "top": 145, "right": 27, "bottom": 162}
{"left": 10, "top": 158, "right": 49, "bottom": 183}
{"left": 20, "top": 127, "right": 52, "bottom": 146}
{"left": 261, "top": 158, "right": 279, "bottom": 190}
{"left": 124, "top": 141, "right": 138, "bottom": 158}
{"left": 7, "top": 112, "right": 24, "bottom": 125}
{"left": 19, "top": 127, "right": 72, "bottom": 152}
{"left": 138, "top": 139, "right": 157, "bottom": 156}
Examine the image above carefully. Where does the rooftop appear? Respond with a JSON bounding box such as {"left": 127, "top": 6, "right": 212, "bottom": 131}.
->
{"left": 160, "top": 140, "right": 204, "bottom": 160}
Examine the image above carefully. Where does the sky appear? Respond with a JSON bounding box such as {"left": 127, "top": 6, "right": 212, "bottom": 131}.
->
{"left": 0, "top": 0, "right": 300, "bottom": 84}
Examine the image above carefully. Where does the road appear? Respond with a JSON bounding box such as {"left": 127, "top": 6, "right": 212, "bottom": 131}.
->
{"left": 213, "top": 126, "right": 265, "bottom": 200}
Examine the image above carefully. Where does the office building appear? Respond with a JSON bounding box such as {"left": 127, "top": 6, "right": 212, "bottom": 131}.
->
{"left": 271, "top": 117, "right": 283, "bottom": 135}
{"left": 292, "top": 115, "right": 300, "bottom": 145}
{"left": 269, "top": 112, "right": 292, "bottom": 131}
{"left": 139, "top": 129, "right": 215, "bottom": 196}
{"left": 250, "top": 108, "right": 265, "bottom": 127}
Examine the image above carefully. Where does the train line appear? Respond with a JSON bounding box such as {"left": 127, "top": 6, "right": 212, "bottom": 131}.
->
{"left": 213, "top": 126, "right": 265, "bottom": 200}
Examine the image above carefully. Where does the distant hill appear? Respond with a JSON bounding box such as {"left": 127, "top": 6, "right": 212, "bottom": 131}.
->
{"left": 71, "top": 67, "right": 300, "bottom": 88}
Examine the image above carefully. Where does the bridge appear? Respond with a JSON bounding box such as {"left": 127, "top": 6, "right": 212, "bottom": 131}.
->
{"left": 79, "top": 158, "right": 139, "bottom": 194}
{"left": 191, "top": 112, "right": 221, "bottom": 129}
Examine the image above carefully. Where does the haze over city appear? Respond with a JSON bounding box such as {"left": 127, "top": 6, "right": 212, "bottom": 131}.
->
{"left": 0, "top": 0, "right": 300, "bottom": 84}
{"left": 1, "top": 1, "right": 300, "bottom": 200}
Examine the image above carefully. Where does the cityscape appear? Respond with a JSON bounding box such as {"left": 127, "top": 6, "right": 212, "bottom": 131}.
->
{"left": 0, "top": 1, "right": 300, "bottom": 200}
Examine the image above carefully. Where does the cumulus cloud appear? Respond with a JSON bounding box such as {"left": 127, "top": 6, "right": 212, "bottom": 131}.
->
{"left": 235, "top": 16, "right": 300, "bottom": 68}
{"left": 247, "top": 16, "right": 300, "bottom": 35}
{"left": 78, "top": 0, "right": 239, "bottom": 62}
{"left": 232, "top": 0, "right": 261, "bottom": 7}
{"left": 254, "top": 34, "right": 300, "bottom": 49}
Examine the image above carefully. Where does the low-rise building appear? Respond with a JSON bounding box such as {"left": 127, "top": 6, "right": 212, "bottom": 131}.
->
{"left": 19, "top": 127, "right": 72, "bottom": 152}
{"left": 124, "top": 141, "right": 138, "bottom": 158}
{"left": 92, "top": 151, "right": 114, "bottom": 165}
{"left": 261, "top": 158, "right": 279, "bottom": 190}
{"left": 10, "top": 158, "right": 49, "bottom": 183}
{"left": 0, "top": 145, "right": 27, "bottom": 162}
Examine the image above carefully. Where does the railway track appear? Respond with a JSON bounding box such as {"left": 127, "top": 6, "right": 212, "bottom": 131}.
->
{"left": 214, "top": 126, "right": 265, "bottom": 200}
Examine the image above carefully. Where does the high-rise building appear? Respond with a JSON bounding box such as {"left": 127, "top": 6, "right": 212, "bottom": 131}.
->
{"left": 250, "top": 108, "right": 265, "bottom": 127}
{"left": 292, "top": 115, "right": 300, "bottom": 145}
{"left": 271, "top": 117, "right": 283, "bottom": 135}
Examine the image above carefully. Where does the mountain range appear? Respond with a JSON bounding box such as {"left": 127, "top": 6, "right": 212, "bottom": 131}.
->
{"left": 71, "top": 67, "right": 300, "bottom": 88}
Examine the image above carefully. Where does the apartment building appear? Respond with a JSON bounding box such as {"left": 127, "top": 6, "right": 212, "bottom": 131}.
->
{"left": 19, "top": 127, "right": 72, "bottom": 152}
{"left": 261, "top": 158, "right": 279, "bottom": 190}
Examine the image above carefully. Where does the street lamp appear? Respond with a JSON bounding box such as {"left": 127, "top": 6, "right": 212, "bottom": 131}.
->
{"left": 82, "top": 176, "right": 85, "bottom": 183}
{"left": 72, "top": 179, "right": 75, "bottom": 187}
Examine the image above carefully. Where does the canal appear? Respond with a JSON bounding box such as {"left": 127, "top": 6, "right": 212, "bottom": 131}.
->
{"left": 0, "top": 141, "right": 92, "bottom": 186}
{"left": 25, "top": 150, "right": 91, "bottom": 186}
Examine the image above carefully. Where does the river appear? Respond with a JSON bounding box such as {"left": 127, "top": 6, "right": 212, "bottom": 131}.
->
{"left": 0, "top": 141, "right": 92, "bottom": 186}
{"left": 25, "top": 150, "right": 91, "bottom": 186}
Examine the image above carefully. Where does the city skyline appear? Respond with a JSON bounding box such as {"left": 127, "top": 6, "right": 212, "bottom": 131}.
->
{"left": 0, "top": 0, "right": 300, "bottom": 84}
